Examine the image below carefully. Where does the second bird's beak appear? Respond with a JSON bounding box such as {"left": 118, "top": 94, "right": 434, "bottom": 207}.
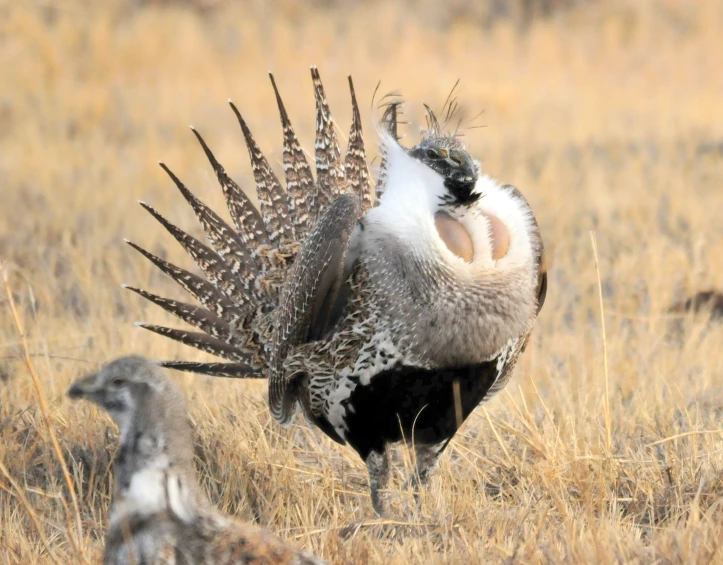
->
{"left": 67, "top": 373, "right": 100, "bottom": 400}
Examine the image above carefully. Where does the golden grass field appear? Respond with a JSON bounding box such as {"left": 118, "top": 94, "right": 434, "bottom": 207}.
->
{"left": 2, "top": 0, "right": 723, "bottom": 562}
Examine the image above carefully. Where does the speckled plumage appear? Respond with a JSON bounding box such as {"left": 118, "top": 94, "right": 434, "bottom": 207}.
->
{"left": 68, "top": 356, "right": 326, "bottom": 565}
{"left": 125, "top": 68, "right": 546, "bottom": 516}
{"left": 269, "top": 74, "right": 315, "bottom": 237}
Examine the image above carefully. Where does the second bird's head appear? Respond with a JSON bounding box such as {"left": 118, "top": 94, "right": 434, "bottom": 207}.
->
{"left": 68, "top": 355, "right": 172, "bottom": 437}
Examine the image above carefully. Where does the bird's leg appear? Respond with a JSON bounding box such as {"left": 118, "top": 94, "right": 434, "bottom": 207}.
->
{"left": 404, "top": 440, "right": 449, "bottom": 493}
{"left": 365, "top": 447, "right": 390, "bottom": 517}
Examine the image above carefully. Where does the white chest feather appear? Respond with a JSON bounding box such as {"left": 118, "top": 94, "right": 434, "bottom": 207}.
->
{"left": 111, "top": 456, "right": 195, "bottom": 525}
{"left": 111, "top": 466, "right": 167, "bottom": 522}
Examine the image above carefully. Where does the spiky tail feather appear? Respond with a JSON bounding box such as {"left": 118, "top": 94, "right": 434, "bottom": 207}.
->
{"left": 375, "top": 97, "right": 403, "bottom": 199}
{"left": 125, "top": 68, "right": 372, "bottom": 375}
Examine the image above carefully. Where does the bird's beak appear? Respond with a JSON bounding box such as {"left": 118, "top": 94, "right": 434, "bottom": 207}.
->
{"left": 446, "top": 151, "right": 475, "bottom": 182}
{"left": 67, "top": 372, "right": 100, "bottom": 400}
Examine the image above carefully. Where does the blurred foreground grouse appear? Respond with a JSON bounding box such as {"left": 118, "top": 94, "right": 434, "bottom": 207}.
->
{"left": 69, "top": 356, "right": 327, "bottom": 564}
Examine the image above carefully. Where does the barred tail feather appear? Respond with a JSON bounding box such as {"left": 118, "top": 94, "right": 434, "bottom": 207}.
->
{"left": 136, "top": 323, "right": 249, "bottom": 363}
{"left": 126, "top": 68, "right": 373, "bottom": 383}
{"left": 124, "top": 286, "right": 238, "bottom": 344}
{"left": 311, "top": 66, "right": 346, "bottom": 212}
{"left": 344, "top": 76, "right": 373, "bottom": 211}
{"left": 158, "top": 361, "right": 262, "bottom": 378}
{"left": 159, "top": 160, "right": 259, "bottom": 296}
{"left": 139, "top": 202, "right": 251, "bottom": 308}
{"left": 191, "top": 127, "right": 270, "bottom": 251}
{"left": 229, "top": 101, "right": 294, "bottom": 245}
{"left": 269, "top": 73, "right": 315, "bottom": 236}
{"left": 125, "top": 240, "right": 244, "bottom": 323}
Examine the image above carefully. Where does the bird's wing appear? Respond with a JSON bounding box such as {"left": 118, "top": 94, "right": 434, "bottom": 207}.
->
{"left": 269, "top": 194, "right": 361, "bottom": 424}
{"left": 536, "top": 265, "right": 548, "bottom": 316}
{"left": 503, "top": 184, "right": 548, "bottom": 316}
{"left": 534, "top": 228, "right": 548, "bottom": 316}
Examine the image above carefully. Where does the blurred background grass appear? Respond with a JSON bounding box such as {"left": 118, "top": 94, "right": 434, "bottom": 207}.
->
{"left": 1, "top": 0, "right": 723, "bottom": 563}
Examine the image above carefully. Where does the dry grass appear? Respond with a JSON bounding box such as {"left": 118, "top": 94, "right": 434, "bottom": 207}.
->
{"left": 2, "top": 0, "right": 723, "bottom": 563}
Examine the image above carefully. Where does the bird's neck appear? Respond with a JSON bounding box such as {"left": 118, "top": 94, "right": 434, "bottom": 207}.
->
{"left": 110, "top": 424, "right": 207, "bottom": 528}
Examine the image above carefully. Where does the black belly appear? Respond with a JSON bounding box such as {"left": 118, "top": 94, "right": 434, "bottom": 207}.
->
{"left": 332, "top": 361, "right": 502, "bottom": 460}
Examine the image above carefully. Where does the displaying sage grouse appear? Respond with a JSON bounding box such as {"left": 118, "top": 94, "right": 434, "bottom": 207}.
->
{"left": 68, "top": 356, "right": 327, "bottom": 565}
{"left": 125, "top": 67, "right": 547, "bottom": 515}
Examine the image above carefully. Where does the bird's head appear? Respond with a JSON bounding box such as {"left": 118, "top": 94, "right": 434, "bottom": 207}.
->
{"left": 68, "top": 355, "right": 172, "bottom": 439}
{"left": 408, "top": 136, "right": 480, "bottom": 206}
{"left": 374, "top": 126, "right": 536, "bottom": 272}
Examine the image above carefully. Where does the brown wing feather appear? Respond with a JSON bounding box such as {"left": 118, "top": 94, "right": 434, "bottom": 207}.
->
{"left": 269, "top": 194, "right": 361, "bottom": 423}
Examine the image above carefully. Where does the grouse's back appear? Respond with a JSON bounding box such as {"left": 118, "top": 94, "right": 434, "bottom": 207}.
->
{"left": 173, "top": 515, "right": 327, "bottom": 565}
{"left": 103, "top": 517, "right": 176, "bottom": 565}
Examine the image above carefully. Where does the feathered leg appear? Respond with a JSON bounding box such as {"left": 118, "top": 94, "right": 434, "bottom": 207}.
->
{"left": 405, "top": 440, "right": 450, "bottom": 492}
{"left": 365, "top": 448, "right": 390, "bottom": 517}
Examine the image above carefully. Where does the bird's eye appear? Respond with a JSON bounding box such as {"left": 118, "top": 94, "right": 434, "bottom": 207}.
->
{"left": 426, "top": 149, "right": 438, "bottom": 159}
{"left": 110, "top": 378, "right": 124, "bottom": 388}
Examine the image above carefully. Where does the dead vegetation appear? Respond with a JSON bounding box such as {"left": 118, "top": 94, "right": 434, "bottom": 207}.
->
{"left": 1, "top": 0, "right": 723, "bottom": 563}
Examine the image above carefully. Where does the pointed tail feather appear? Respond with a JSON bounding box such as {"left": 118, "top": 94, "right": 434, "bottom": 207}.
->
{"left": 344, "top": 76, "right": 373, "bottom": 211}
{"left": 376, "top": 100, "right": 403, "bottom": 199}
{"left": 269, "top": 73, "right": 316, "bottom": 236}
{"left": 139, "top": 202, "right": 251, "bottom": 308}
{"left": 159, "top": 161, "right": 260, "bottom": 296}
{"left": 125, "top": 240, "right": 244, "bottom": 323}
{"left": 229, "top": 101, "right": 294, "bottom": 245}
{"left": 136, "top": 323, "right": 250, "bottom": 363}
{"left": 191, "top": 127, "right": 270, "bottom": 250}
{"left": 127, "top": 69, "right": 375, "bottom": 383}
{"left": 159, "top": 361, "right": 263, "bottom": 378}
{"left": 124, "top": 285, "right": 239, "bottom": 344}
{"left": 311, "top": 66, "right": 346, "bottom": 212}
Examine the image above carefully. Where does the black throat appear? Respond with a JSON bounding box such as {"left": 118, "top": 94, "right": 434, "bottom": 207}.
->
{"left": 444, "top": 177, "right": 480, "bottom": 205}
